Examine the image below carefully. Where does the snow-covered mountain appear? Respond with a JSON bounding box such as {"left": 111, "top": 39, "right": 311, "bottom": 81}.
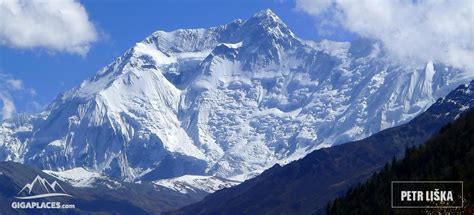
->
{"left": 172, "top": 80, "right": 474, "bottom": 215}
{"left": 0, "top": 9, "right": 470, "bottom": 181}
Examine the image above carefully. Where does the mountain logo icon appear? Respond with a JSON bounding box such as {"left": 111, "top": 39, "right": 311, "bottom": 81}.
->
{"left": 15, "top": 175, "right": 73, "bottom": 199}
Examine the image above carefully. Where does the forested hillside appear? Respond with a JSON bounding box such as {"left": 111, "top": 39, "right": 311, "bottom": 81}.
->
{"left": 327, "top": 109, "right": 474, "bottom": 215}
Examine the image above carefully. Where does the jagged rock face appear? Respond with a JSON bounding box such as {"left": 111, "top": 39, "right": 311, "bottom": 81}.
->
{"left": 0, "top": 9, "right": 469, "bottom": 181}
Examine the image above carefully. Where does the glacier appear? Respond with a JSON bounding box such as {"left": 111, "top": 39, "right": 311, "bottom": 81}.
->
{"left": 0, "top": 9, "right": 470, "bottom": 182}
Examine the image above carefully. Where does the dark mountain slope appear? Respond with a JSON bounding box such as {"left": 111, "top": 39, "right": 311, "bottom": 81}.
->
{"left": 327, "top": 109, "right": 474, "bottom": 214}
{"left": 169, "top": 81, "right": 474, "bottom": 215}
{"left": 0, "top": 161, "right": 204, "bottom": 214}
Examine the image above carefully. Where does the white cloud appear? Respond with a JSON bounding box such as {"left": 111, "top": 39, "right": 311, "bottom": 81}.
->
{"left": 29, "top": 88, "right": 37, "bottom": 97}
{"left": 0, "top": 72, "right": 38, "bottom": 120}
{"left": 0, "top": 92, "right": 15, "bottom": 119}
{"left": 295, "top": 0, "right": 332, "bottom": 16}
{"left": 6, "top": 79, "right": 22, "bottom": 90}
{"left": 296, "top": 0, "right": 474, "bottom": 72}
{"left": 0, "top": 0, "right": 98, "bottom": 56}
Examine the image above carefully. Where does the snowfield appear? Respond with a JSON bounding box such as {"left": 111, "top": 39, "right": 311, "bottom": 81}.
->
{"left": 153, "top": 175, "right": 240, "bottom": 194}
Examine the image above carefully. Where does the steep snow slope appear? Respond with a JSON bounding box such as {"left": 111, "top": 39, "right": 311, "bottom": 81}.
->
{"left": 0, "top": 114, "right": 38, "bottom": 162}
{"left": 0, "top": 9, "right": 470, "bottom": 181}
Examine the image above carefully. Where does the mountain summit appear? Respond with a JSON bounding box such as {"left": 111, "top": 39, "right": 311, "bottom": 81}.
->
{"left": 0, "top": 9, "right": 469, "bottom": 181}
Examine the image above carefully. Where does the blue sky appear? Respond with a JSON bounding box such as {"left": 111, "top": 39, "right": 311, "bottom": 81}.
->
{"left": 0, "top": 0, "right": 353, "bottom": 118}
